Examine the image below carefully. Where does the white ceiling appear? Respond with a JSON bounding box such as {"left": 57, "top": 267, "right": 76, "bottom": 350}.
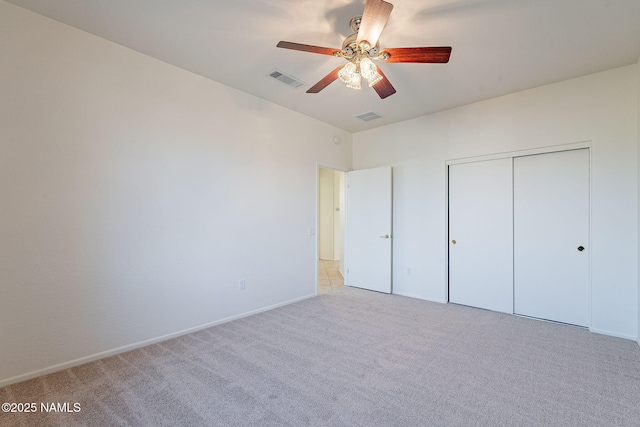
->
{"left": 7, "top": 0, "right": 640, "bottom": 132}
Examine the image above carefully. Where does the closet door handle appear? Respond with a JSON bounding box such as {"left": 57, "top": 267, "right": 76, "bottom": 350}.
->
{"left": 577, "top": 246, "right": 585, "bottom": 251}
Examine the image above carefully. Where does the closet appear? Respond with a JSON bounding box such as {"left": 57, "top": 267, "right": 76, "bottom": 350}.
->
{"left": 448, "top": 149, "right": 590, "bottom": 327}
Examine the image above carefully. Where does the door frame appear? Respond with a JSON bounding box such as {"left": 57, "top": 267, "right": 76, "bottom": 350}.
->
{"left": 445, "top": 141, "right": 592, "bottom": 327}
{"left": 315, "top": 162, "right": 348, "bottom": 295}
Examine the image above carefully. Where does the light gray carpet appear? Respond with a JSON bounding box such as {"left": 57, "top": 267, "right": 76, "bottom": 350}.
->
{"left": 2, "top": 286, "right": 640, "bottom": 426}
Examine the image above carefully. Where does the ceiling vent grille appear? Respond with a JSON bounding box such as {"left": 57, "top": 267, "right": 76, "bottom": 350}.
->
{"left": 269, "top": 70, "right": 304, "bottom": 88}
{"left": 355, "top": 111, "right": 382, "bottom": 122}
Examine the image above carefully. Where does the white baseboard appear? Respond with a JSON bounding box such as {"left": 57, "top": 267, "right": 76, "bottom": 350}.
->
{"left": 391, "top": 295, "right": 638, "bottom": 343}
{"left": 0, "top": 293, "right": 316, "bottom": 388}
{"left": 589, "top": 327, "right": 637, "bottom": 342}
{"left": 392, "top": 290, "right": 447, "bottom": 304}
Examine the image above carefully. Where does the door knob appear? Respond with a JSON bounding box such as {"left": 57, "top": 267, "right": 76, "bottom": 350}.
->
{"left": 578, "top": 246, "right": 585, "bottom": 251}
{"left": 380, "top": 234, "right": 390, "bottom": 239}
{"left": 451, "top": 240, "right": 457, "bottom": 245}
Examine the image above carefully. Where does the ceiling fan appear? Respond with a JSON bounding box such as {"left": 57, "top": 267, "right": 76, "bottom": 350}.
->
{"left": 276, "top": 0, "right": 452, "bottom": 99}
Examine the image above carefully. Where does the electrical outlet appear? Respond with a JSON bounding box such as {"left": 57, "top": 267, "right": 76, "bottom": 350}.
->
{"left": 238, "top": 279, "right": 245, "bottom": 290}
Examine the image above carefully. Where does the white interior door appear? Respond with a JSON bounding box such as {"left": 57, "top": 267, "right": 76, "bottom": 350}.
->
{"left": 448, "top": 158, "right": 514, "bottom": 313}
{"left": 346, "top": 167, "right": 392, "bottom": 293}
{"left": 514, "top": 149, "right": 590, "bottom": 326}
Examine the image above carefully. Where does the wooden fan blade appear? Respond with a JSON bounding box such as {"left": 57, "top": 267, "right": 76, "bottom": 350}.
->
{"left": 306, "top": 66, "right": 343, "bottom": 93}
{"left": 372, "top": 66, "right": 396, "bottom": 99}
{"left": 356, "top": 0, "right": 394, "bottom": 48}
{"left": 276, "top": 41, "right": 340, "bottom": 56}
{"left": 382, "top": 47, "right": 452, "bottom": 63}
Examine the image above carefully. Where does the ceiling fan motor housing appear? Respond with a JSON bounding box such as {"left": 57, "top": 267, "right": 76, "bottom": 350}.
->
{"left": 340, "top": 23, "right": 385, "bottom": 61}
{"left": 349, "top": 16, "right": 362, "bottom": 32}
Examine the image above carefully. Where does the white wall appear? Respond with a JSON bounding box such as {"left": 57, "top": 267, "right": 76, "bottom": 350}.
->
{"left": 0, "top": 2, "right": 352, "bottom": 387}
{"left": 638, "top": 56, "right": 640, "bottom": 347}
{"left": 354, "top": 65, "right": 639, "bottom": 340}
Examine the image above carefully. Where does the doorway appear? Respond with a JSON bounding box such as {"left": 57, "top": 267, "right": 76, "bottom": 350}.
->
{"left": 318, "top": 167, "right": 345, "bottom": 294}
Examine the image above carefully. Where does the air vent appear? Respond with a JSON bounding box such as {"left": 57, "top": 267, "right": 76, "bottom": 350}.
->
{"left": 355, "top": 111, "right": 382, "bottom": 122}
{"left": 269, "top": 70, "right": 304, "bottom": 88}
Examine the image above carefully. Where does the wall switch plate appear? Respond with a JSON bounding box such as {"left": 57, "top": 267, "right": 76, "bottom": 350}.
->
{"left": 406, "top": 267, "right": 412, "bottom": 276}
{"left": 238, "top": 279, "right": 245, "bottom": 290}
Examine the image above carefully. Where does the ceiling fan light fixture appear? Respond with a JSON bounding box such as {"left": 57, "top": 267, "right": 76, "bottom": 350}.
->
{"left": 339, "top": 62, "right": 361, "bottom": 90}
{"left": 338, "top": 58, "right": 382, "bottom": 90}
{"left": 366, "top": 71, "right": 383, "bottom": 87}
{"left": 338, "top": 62, "right": 355, "bottom": 83}
{"left": 360, "top": 58, "right": 383, "bottom": 86}
{"left": 346, "top": 70, "right": 362, "bottom": 90}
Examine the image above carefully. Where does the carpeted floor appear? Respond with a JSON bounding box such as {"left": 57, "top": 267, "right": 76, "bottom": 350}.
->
{"left": 2, "top": 286, "right": 640, "bottom": 426}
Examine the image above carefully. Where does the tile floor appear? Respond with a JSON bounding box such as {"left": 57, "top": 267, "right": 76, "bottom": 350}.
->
{"left": 318, "top": 259, "right": 344, "bottom": 294}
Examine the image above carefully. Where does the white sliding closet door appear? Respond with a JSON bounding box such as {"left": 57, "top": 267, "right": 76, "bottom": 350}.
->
{"left": 449, "top": 158, "right": 513, "bottom": 313}
{"left": 514, "top": 149, "right": 590, "bottom": 327}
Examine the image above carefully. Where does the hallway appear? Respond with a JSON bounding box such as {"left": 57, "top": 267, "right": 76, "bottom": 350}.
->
{"left": 318, "top": 259, "right": 343, "bottom": 294}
